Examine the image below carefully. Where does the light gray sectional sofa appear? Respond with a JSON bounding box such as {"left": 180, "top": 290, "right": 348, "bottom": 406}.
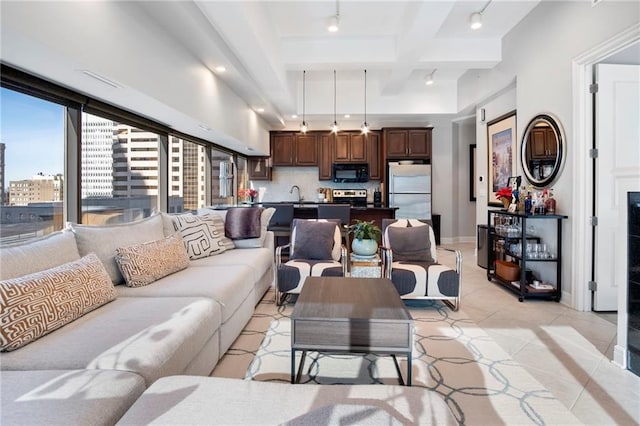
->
{"left": 1, "top": 209, "right": 457, "bottom": 425}
{"left": 1, "top": 211, "right": 275, "bottom": 424}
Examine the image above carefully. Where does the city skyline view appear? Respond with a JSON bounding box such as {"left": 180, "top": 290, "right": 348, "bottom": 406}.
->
{"left": 0, "top": 87, "right": 64, "bottom": 184}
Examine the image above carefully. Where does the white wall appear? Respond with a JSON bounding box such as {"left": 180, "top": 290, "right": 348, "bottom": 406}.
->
{"left": 461, "top": 1, "right": 639, "bottom": 304}
{"left": 454, "top": 119, "right": 477, "bottom": 242}
{"left": 0, "top": 2, "right": 271, "bottom": 155}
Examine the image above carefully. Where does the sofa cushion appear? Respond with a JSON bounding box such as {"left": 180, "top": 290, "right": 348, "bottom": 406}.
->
{"left": 71, "top": 214, "right": 165, "bottom": 284}
{"left": 1, "top": 369, "right": 145, "bottom": 426}
{"left": 224, "top": 207, "right": 261, "bottom": 240}
{"left": 0, "top": 297, "right": 219, "bottom": 386}
{"left": 290, "top": 219, "right": 342, "bottom": 261}
{"left": 116, "top": 265, "right": 254, "bottom": 324}
{"left": 383, "top": 219, "right": 437, "bottom": 263}
{"left": 189, "top": 246, "right": 273, "bottom": 284}
{"left": 0, "top": 229, "right": 80, "bottom": 280}
{"left": 0, "top": 253, "right": 117, "bottom": 352}
{"left": 115, "top": 234, "right": 190, "bottom": 287}
{"left": 169, "top": 214, "right": 233, "bottom": 259}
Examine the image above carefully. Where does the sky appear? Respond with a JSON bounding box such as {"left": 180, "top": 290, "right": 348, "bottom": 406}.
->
{"left": 0, "top": 87, "right": 65, "bottom": 185}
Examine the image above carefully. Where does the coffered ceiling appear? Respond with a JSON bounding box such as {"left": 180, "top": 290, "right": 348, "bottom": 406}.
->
{"left": 137, "top": 0, "right": 540, "bottom": 129}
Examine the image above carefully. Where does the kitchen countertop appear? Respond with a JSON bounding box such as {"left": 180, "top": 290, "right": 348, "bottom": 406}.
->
{"left": 210, "top": 202, "right": 397, "bottom": 210}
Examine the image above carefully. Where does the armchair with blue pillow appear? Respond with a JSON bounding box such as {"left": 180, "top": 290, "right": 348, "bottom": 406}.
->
{"left": 381, "top": 219, "right": 462, "bottom": 311}
{"left": 275, "top": 219, "right": 347, "bottom": 305}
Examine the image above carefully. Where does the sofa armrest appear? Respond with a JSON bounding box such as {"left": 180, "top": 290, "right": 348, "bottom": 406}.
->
{"left": 264, "top": 231, "right": 275, "bottom": 252}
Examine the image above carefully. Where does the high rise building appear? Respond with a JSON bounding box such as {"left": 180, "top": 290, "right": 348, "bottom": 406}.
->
{"left": 0, "top": 142, "right": 5, "bottom": 204}
{"left": 81, "top": 114, "right": 114, "bottom": 198}
{"left": 8, "top": 173, "right": 63, "bottom": 205}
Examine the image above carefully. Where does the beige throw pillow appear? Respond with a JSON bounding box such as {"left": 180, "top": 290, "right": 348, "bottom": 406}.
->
{"left": 0, "top": 253, "right": 117, "bottom": 352}
{"left": 115, "top": 234, "right": 190, "bottom": 287}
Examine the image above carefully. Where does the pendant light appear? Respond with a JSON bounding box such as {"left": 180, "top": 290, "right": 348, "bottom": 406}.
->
{"left": 425, "top": 69, "right": 436, "bottom": 86}
{"left": 331, "top": 70, "right": 339, "bottom": 133}
{"left": 300, "top": 70, "right": 308, "bottom": 133}
{"left": 361, "top": 69, "right": 369, "bottom": 134}
{"left": 469, "top": 0, "right": 492, "bottom": 30}
{"left": 327, "top": 0, "right": 340, "bottom": 33}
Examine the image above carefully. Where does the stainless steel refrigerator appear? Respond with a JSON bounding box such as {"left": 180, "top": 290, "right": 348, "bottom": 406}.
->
{"left": 388, "top": 163, "right": 431, "bottom": 219}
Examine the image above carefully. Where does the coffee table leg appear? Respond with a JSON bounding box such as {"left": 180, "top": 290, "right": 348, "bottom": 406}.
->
{"left": 407, "top": 352, "right": 412, "bottom": 386}
{"left": 294, "top": 351, "right": 306, "bottom": 384}
{"left": 290, "top": 349, "right": 296, "bottom": 384}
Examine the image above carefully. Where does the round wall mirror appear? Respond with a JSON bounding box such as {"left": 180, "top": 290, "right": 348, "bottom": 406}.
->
{"left": 521, "top": 114, "right": 565, "bottom": 188}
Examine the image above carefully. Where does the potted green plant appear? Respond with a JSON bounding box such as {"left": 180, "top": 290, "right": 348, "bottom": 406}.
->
{"left": 348, "top": 220, "right": 382, "bottom": 257}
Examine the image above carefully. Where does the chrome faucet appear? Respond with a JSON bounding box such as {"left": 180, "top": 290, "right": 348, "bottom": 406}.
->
{"left": 289, "top": 185, "right": 302, "bottom": 203}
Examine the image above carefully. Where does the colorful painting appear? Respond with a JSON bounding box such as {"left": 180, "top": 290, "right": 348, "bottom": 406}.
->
{"left": 487, "top": 111, "right": 517, "bottom": 207}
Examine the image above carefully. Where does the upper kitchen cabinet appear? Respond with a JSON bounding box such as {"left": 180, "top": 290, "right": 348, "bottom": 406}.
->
{"left": 270, "top": 132, "right": 318, "bottom": 166}
{"left": 248, "top": 157, "right": 271, "bottom": 181}
{"left": 318, "top": 135, "right": 333, "bottom": 180}
{"left": 333, "top": 132, "right": 367, "bottom": 163}
{"left": 271, "top": 133, "right": 295, "bottom": 166}
{"left": 383, "top": 128, "right": 432, "bottom": 160}
{"left": 295, "top": 134, "right": 318, "bottom": 165}
{"left": 366, "top": 132, "right": 382, "bottom": 180}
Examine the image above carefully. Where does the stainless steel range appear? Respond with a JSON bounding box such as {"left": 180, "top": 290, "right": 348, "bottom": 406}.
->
{"left": 331, "top": 189, "right": 368, "bottom": 207}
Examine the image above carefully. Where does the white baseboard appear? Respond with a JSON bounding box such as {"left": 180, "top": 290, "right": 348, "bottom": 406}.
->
{"left": 613, "top": 345, "right": 627, "bottom": 369}
{"left": 440, "top": 236, "right": 475, "bottom": 245}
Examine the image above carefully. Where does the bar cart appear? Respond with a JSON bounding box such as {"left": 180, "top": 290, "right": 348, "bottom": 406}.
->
{"left": 487, "top": 210, "right": 567, "bottom": 302}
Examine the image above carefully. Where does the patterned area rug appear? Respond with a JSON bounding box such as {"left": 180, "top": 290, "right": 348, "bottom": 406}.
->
{"left": 219, "top": 292, "right": 580, "bottom": 425}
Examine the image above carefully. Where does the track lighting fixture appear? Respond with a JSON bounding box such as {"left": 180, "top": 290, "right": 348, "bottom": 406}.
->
{"left": 425, "top": 69, "right": 436, "bottom": 86}
{"left": 300, "top": 70, "right": 308, "bottom": 133}
{"left": 327, "top": 0, "right": 340, "bottom": 33}
{"left": 331, "top": 70, "right": 339, "bottom": 133}
{"left": 361, "top": 69, "right": 369, "bottom": 134}
{"left": 469, "top": 0, "right": 491, "bottom": 30}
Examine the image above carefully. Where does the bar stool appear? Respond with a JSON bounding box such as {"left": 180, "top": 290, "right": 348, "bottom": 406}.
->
{"left": 264, "top": 203, "right": 294, "bottom": 247}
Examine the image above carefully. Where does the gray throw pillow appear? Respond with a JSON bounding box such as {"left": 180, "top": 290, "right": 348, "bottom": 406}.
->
{"left": 224, "top": 207, "right": 262, "bottom": 240}
{"left": 387, "top": 225, "right": 433, "bottom": 262}
{"left": 291, "top": 221, "right": 336, "bottom": 260}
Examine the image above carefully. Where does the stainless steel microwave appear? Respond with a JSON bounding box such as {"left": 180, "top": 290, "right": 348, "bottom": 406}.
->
{"left": 332, "top": 163, "right": 369, "bottom": 183}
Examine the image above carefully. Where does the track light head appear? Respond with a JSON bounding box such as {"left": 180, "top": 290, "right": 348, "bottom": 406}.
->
{"left": 327, "top": 15, "right": 339, "bottom": 32}
{"left": 470, "top": 12, "right": 482, "bottom": 30}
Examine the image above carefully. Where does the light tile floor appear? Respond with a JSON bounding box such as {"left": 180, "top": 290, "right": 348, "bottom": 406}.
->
{"left": 451, "top": 242, "right": 640, "bottom": 425}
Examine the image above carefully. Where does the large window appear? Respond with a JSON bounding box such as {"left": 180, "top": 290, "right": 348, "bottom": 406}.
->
{"left": 0, "top": 88, "right": 65, "bottom": 244}
{"left": 81, "top": 112, "right": 160, "bottom": 225}
{"left": 210, "top": 147, "right": 235, "bottom": 206}
{"left": 168, "top": 136, "right": 207, "bottom": 214}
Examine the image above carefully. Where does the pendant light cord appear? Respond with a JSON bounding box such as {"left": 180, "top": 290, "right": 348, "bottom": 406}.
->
{"left": 333, "top": 69, "right": 337, "bottom": 124}
{"left": 302, "top": 70, "right": 306, "bottom": 123}
{"left": 364, "top": 69, "right": 367, "bottom": 123}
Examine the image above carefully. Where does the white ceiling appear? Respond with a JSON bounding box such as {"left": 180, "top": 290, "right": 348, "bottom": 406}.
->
{"left": 1, "top": 0, "right": 545, "bottom": 141}
{"left": 137, "top": 0, "right": 541, "bottom": 129}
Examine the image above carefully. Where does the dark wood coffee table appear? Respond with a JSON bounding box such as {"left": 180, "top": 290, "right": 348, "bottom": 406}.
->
{"left": 290, "top": 276, "right": 414, "bottom": 385}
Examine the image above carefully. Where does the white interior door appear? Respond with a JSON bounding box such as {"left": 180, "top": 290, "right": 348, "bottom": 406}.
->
{"left": 594, "top": 63, "right": 640, "bottom": 311}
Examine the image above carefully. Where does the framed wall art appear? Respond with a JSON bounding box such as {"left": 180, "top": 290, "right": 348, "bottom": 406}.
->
{"left": 487, "top": 110, "right": 517, "bottom": 207}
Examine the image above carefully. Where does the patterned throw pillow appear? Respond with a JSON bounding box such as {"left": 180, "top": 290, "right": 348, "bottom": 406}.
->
{"left": 0, "top": 253, "right": 117, "bottom": 352}
{"left": 171, "top": 214, "right": 233, "bottom": 259}
{"left": 115, "top": 234, "right": 190, "bottom": 287}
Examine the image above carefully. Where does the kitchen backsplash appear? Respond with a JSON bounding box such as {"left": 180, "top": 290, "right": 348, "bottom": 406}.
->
{"left": 251, "top": 167, "right": 381, "bottom": 203}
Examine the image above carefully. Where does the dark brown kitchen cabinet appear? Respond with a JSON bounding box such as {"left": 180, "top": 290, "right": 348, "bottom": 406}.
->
{"left": 318, "top": 135, "right": 333, "bottom": 180}
{"left": 383, "top": 128, "right": 432, "bottom": 160}
{"left": 527, "top": 128, "right": 557, "bottom": 160}
{"left": 366, "top": 132, "right": 382, "bottom": 180}
{"left": 295, "top": 134, "right": 318, "bottom": 165}
{"left": 248, "top": 157, "right": 271, "bottom": 181}
{"left": 271, "top": 133, "right": 295, "bottom": 166}
{"left": 334, "top": 132, "right": 367, "bottom": 163}
{"left": 270, "top": 132, "right": 318, "bottom": 166}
